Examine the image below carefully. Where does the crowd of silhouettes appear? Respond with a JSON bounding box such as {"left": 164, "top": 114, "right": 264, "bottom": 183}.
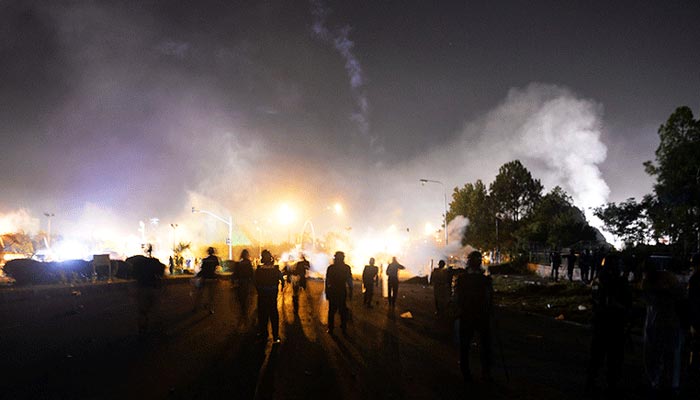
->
{"left": 131, "top": 243, "right": 700, "bottom": 397}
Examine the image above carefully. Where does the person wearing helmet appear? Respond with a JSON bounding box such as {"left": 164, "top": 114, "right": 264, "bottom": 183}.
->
{"left": 455, "top": 251, "right": 493, "bottom": 382}
{"left": 232, "top": 249, "right": 254, "bottom": 325}
{"left": 193, "top": 247, "right": 220, "bottom": 314}
{"left": 362, "top": 257, "right": 379, "bottom": 308}
{"left": 325, "top": 251, "right": 353, "bottom": 335}
{"left": 255, "top": 250, "right": 284, "bottom": 343}
{"left": 431, "top": 260, "right": 451, "bottom": 316}
{"left": 386, "top": 256, "right": 405, "bottom": 308}
{"left": 291, "top": 254, "right": 311, "bottom": 312}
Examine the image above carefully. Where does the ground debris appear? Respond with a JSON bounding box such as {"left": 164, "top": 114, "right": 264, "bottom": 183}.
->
{"left": 555, "top": 314, "right": 565, "bottom": 320}
{"left": 400, "top": 311, "right": 413, "bottom": 319}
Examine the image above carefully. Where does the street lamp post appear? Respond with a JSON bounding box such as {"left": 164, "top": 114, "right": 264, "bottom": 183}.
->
{"left": 43, "top": 212, "right": 55, "bottom": 248}
{"left": 192, "top": 207, "right": 233, "bottom": 260}
{"left": 419, "top": 179, "right": 448, "bottom": 246}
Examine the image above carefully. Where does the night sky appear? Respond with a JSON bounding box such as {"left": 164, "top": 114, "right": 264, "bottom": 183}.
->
{"left": 1, "top": 0, "right": 699, "bottom": 241}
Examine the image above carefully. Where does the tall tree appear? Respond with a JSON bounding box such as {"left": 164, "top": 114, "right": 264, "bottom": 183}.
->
{"left": 489, "top": 160, "right": 543, "bottom": 223}
{"left": 447, "top": 180, "right": 494, "bottom": 250}
{"left": 594, "top": 197, "right": 652, "bottom": 246}
{"left": 521, "top": 187, "right": 595, "bottom": 248}
{"left": 643, "top": 106, "right": 700, "bottom": 250}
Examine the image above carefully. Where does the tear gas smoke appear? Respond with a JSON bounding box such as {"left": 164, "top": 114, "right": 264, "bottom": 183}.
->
{"left": 310, "top": 0, "right": 372, "bottom": 143}
{"left": 0, "top": 209, "right": 39, "bottom": 235}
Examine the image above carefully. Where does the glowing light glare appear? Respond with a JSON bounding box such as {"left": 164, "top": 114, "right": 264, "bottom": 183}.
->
{"left": 53, "top": 240, "right": 90, "bottom": 261}
{"left": 333, "top": 202, "right": 343, "bottom": 215}
{"left": 424, "top": 222, "right": 435, "bottom": 236}
{"left": 277, "top": 203, "right": 297, "bottom": 226}
{"left": 0, "top": 220, "right": 13, "bottom": 234}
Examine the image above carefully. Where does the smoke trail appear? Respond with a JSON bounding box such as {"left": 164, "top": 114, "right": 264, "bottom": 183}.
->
{"left": 310, "top": 0, "right": 371, "bottom": 141}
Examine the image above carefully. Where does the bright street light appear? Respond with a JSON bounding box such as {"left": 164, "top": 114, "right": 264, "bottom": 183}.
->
{"left": 192, "top": 206, "right": 233, "bottom": 260}
{"left": 419, "top": 179, "right": 448, "bottom": 246}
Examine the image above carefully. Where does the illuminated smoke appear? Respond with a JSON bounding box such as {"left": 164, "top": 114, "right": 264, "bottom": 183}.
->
{"left": 310, "top": 0, "right": 371, "bottom": 140}
{"left": 0, "top": 209, "right": 39, "bottom": 235}
{"left": 464, "top": 83, "right": 610, "bottom": 218}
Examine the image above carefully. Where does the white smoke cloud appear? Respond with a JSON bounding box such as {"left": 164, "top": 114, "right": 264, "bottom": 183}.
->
{"left": 339, "top": 83, "right": 612, "bottom": 265}
{"left": 473, "top": 84, "right": 610, "bottom": 214}
{"left": 371, "top": 83, "right": 610, "bottom": 228}
{"left": 0, "top": 209, "right": 40, "bottom": 235}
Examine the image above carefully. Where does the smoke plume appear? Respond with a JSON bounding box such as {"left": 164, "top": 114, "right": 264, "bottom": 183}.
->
{"left": 310, "top": 0, "right": 372, "bottom": 143}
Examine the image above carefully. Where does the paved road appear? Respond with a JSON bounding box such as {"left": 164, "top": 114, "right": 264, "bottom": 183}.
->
{"left": 2, "top": 279, "right": 697, "bottom": 399}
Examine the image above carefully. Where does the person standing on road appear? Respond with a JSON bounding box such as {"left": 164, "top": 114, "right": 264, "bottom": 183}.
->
{"left": 565, "top": 249, "right": 577, "bottom": 282}
{"left": 232, "top": 249, "right": 254, "bottom": 323}
{"left": 550, "top": 251, "right": 562, "bottom": 281}
{"left": 325, "top": 251, "right": 353, "bottom": 335}
{"left": 431, "top": 260, "right": 451, "bottom": 316}
{"left": 255, "top": 250, "right": 284, "bottom": 343}
{"left": 455, "top": 251, "right": 493, "bottom": 382}
{"left": 193, "top": 247, "right": 220, "bottom": 314}
{"left": 642, "top": 260, "right": 684, "bottom": 396}
{"left": 585, "top": 252, "right": 632, "bottom": 396}
{"left": 591, "top": 247, "right": 605, "bottom": 281}
{"left": 132, "top": 256, "right": 166, "bottom": 337}
{"left": 580, "top": 249, "right": 592, "bottom": 284}
{"left": 362, "top": 258, "right": 379, "bottom": 308}
{"left": 291, "top": 254, "right": 311, "bottom": 312}
{"left": 386, "top": 257, "right": 405, "bottom": 308}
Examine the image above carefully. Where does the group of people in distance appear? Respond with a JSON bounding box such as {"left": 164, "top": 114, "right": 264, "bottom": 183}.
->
{"left": 137, "top": 244, "right": 700, "bottom": 396}
{"left": 190, "top": 248, "right": 413, "bottom": 341}
{"left": 549, "top": 247, "right": 612, "bottom": 284}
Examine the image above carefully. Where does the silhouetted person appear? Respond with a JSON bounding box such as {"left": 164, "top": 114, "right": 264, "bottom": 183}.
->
{"left": 455, "top": 251, "right": 493, "bottom": 382}
{"left": 362, "top": 258, "right": 379, "bottom": 307}
{"left": 586, "top": 252, "right": 632, "bottom": 396}
{"left": 591, "top": 248, "right": 605, "bottom": 281}
{"left": 431, "top": 260, "right": 451, "bottom": 316}
{"left": 325, "top": 251, "right": 353, "bottom": 335}
{"left": 580, "top": 249, "right": 592, "bottom": 283}
{"left": 168, "top": 255, "right": 174, "bottom": 275}
{"left": 232, "top": 249, "right": 254, "bottom": 321}
{"left": 255, "top": 250, "right": 284, "bottom": 343}
{"left": 291, "top": 254, "right": 311, "bottom": 312}
{"left": 689, "top": 253, "right": 700, "bottom": 372}
{"left": 296, "top": 254, "right": 310, "bottom": 289}
{"left": 194, "top": 247, "right": 220, "bottom": 314}
{"left": 565, "top": 249, "right": 577, "bottom": 282}
{"left": 132, "top": 256, "right": 165, "bottom": 336}
{"left": 386, "top": 256, "right": 405, "bottom": 307}
{"left": 642, "top": 261, "right": 684, "bottom": 396}
{"left": 550, "top": 251, "right": 562, "bottom": 281}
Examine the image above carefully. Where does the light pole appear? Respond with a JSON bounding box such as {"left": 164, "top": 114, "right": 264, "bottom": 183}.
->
{"left": 419, "top": 179, "right": 448, "bottom": 246}
{"left": 43, "top": 212, "right": 55, "bottom": 248}
{"left": 192, "top": 207, "right": 233, "bottom": 260}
